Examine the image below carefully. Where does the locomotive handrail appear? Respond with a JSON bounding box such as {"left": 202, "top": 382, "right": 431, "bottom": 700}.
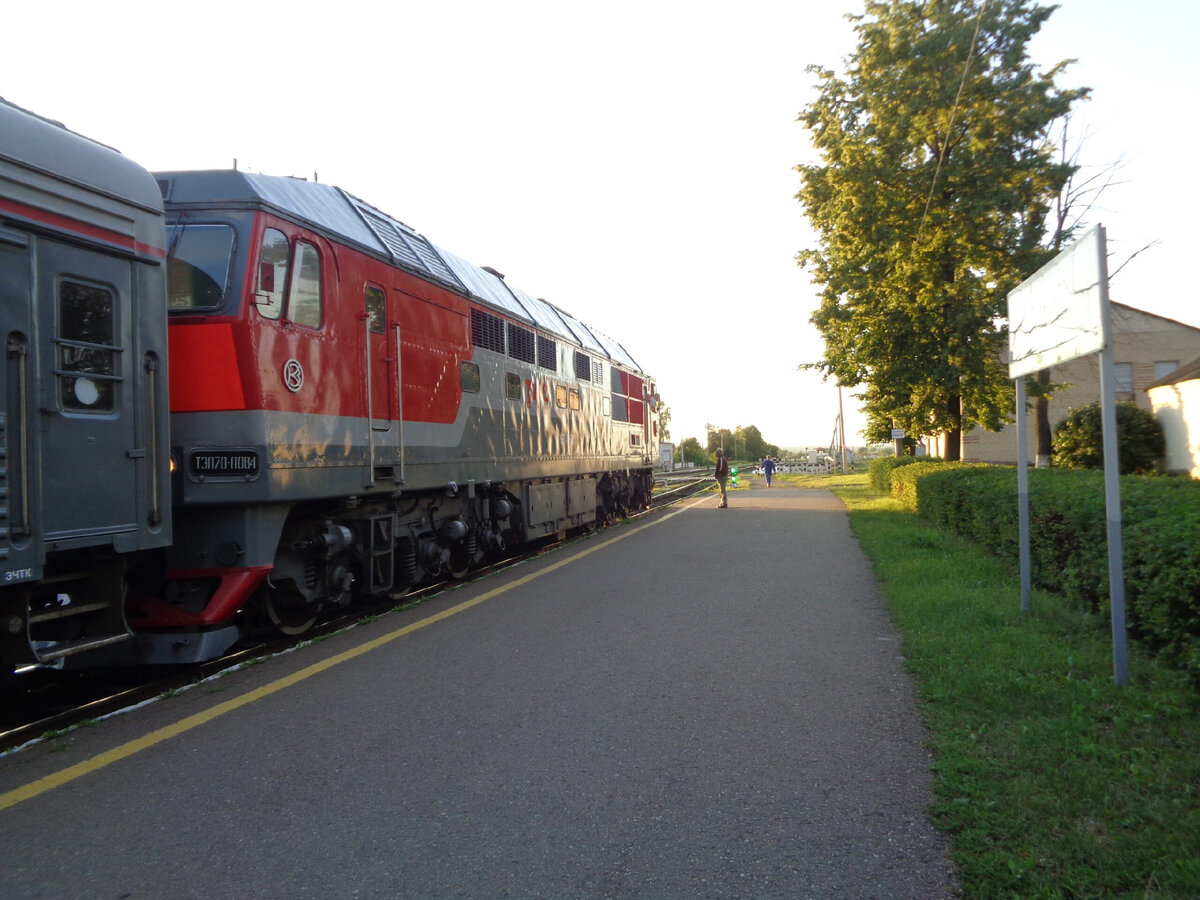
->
{"left": 394, "top": 321, "right": 405, "bottom": 484}
{"left": 7, "top": 336, "right": 30, "bottom": 538}
{"left": 145, "top": 353, "right": 161, "bottom": 527}
{"left": 364, "top": 314, "right": 376, "bottom": 488}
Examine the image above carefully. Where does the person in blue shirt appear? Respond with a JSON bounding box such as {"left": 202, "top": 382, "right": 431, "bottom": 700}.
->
{"left": 761, "top": 456, "right": 776, "bottom": 487}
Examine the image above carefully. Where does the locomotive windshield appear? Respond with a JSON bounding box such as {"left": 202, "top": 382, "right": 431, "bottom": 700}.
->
{"left": 166, "top": 223, "right": 235, "bottom": 310}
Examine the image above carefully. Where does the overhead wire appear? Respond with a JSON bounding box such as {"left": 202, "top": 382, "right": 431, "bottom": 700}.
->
{"left": 915, "top": 1, "right": 989, "bottom": 241}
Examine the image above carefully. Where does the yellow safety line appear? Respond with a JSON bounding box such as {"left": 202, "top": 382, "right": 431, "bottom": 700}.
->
{"left": 0, "top": 497, "right": 706, "bottom": 812}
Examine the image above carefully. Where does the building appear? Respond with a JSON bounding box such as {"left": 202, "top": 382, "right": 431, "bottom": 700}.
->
{"left": 930, "top": 303, "right": 1200, "bottom": 464}
{"left": 1147, "top": 358, "right": 1200, "bottom": 476}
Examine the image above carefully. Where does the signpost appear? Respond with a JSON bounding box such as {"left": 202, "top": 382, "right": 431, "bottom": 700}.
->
{"left": 1007, "top": 225, "right": 1128, "bottom": 685}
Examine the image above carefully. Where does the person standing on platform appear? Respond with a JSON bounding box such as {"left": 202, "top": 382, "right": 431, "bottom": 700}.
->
{"left": 761, "top": 456, "right": 776, "bottom": 487}
{"left": 714, "top": 448, "right": 730, "bottom": 508}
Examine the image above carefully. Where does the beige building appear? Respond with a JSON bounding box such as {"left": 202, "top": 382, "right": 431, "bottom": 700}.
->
{"left": 929, "top": 303, "right": 1200, "bottom": 464}
{"left": 1147, "top": 358, "right": 1200, "bottom": 476}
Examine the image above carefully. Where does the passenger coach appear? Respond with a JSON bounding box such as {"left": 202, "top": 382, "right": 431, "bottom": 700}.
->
{"left": 0, "top": 99, "right": 171, "bottom": 671}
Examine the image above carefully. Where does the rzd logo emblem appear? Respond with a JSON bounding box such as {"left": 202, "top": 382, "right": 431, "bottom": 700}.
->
{"left": 283, "top": 359, "right": 305, "bottom": 393}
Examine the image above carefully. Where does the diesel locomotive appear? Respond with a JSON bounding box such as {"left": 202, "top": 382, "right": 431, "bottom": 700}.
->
{"left": 0, "top": 99, "right": 658, "bottom": 676}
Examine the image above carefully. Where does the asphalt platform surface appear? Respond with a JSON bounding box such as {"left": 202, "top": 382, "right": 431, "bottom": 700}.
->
{"left": 0, "top": 481, "right": 959, "bottom": 899}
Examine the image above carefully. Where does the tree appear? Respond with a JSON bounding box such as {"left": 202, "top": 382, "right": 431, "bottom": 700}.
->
{"left": 658, "top": 404, "right": 672, "bottom": 443}
{"left": 706, "top": 427, "right": 734, "bottom": 455}
{"left": 797, "top": 0, "right": 1087, "bottom": 459}
{"left": 675, "top": 436, "right": 706, "bottom": 466}
{"left": 734, "top": 425, "right": 766, "bottom": 460}
{"left": 706, "top": 424, "right": 780, "bottom": 461}
{"left": 1051, "top": 401, "right": 1165, "bottom": 475}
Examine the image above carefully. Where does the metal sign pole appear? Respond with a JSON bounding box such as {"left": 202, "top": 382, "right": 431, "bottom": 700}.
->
{"left": 1095, "top": 226, "right": 1129, "bottom": 686}
{"left": 1015, "top": 377, "right": 1031, "bottom": 613}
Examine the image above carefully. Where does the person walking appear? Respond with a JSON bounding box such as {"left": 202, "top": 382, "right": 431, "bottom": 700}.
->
{"left": 761, "top": 456, "right": 776, "bottom": 487}
{"left": 714, "top": 448, "right": 730, "bottom": 508}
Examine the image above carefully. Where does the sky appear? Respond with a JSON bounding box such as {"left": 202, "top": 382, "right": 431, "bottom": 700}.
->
{"left": 4, "top": 1, "right": 1196, "bottom": 450}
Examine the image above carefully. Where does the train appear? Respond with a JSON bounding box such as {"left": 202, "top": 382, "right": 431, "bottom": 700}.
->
{"left": 0, "top": 98, "right": 658, "bottom": 677}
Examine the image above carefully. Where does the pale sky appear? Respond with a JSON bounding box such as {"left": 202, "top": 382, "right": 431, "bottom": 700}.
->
{"left": 5, "top": 1, "right": 1196, "bottom": 449}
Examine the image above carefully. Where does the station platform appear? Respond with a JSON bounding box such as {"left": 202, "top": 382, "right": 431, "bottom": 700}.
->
{"left": 0, "top": 482, "right": 958, "bottom": 898}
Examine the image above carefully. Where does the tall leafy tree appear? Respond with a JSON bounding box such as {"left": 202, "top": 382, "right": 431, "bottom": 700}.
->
{"left": 796, "top": 0, "right": 1087, "bottom": 457}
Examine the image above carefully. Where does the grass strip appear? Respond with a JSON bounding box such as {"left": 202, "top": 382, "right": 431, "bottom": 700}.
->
{"left": 799, "top": 473, "right": 1199, "bottom": 898}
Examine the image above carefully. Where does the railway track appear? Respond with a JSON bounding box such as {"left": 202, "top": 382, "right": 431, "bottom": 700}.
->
{"left": 0, "top": 477, "right": 714, "bottom": 755}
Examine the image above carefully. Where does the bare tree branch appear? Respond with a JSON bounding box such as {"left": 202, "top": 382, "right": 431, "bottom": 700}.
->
{"left": 1109, "top": 240, "right": 1161, "bottom": 281}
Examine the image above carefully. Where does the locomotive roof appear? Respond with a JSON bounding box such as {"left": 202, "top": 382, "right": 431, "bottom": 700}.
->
{"left": 0, "top": 97, "right": 163, "bottom": 215}
{"left": 155, "top": 169, "right": 643, "bottom": 373}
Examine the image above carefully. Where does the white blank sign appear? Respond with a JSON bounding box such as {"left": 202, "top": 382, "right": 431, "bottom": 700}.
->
{"left": 1008, "top": 225, "right": 1105, "bottom": 379}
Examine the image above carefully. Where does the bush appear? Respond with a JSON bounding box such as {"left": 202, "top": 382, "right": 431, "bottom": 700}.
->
{"left": 1051, "top": 401, "right": 1166, "bottom": 474}
{"left": 868, "top": 455, "right": 918, "bottom": 492}
{"left": 909, "top": 464, "right": 1200, "bottom": 684}
{"left": 889, "top": 460, "right": 961, "bottom": 511}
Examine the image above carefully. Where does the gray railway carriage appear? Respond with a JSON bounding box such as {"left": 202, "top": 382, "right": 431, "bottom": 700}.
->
{"left": 0, "top": 100, "right": 171, "bottom": 671}
{"left": 130, "top": 170, "right": 657, "bottom": 660}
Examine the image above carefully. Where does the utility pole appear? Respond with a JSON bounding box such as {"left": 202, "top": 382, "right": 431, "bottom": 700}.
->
{"left": 838, "top": 382, "right": 848, "bottom": 472}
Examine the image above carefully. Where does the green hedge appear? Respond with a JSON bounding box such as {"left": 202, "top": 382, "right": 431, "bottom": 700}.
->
{"left": 868, "top": 455, "right": 918, "bottom": 492}
{"left": 903, "top": 465, "right": 1200, "bottom": 684}
{"left": 889, "top": 460, "right": 984, "bottom": 511}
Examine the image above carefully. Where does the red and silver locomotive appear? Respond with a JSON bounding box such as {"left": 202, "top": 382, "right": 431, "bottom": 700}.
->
{"left": 0, "top": 99, "right": 658, "bottom": 675}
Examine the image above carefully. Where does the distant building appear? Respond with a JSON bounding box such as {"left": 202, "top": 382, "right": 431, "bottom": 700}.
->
{"left": 928, "top": 303, "right": 1200, "bottom": 464}
{"left": 1147, "top": 358, "right": 1200, "bottom": 476}
{"left": 658, "top": 442, "right": 675, "bottom": 470}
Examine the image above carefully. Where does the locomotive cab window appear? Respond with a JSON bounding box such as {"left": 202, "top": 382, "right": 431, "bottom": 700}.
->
{"left": 57, "top": 280, "right": 118, "bottom": 412}
{"left": 288, "top": 241, "right": 323, "bottom": 328}
{"left": 254, "top": 228, "right": 289, "bottom": 320}
{"left": 253, "top": 231, "right": 323, "bottom": 327}
{"left": 166, "top": 223, "right": 235, "bottom": 310}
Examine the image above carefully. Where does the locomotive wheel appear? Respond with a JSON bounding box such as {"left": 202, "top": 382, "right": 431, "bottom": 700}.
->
{"left": 264, "top": 586, "right": 319, "bottom": 636}
{"left": 446, "top": 544, "right": 471, "bottom": 580}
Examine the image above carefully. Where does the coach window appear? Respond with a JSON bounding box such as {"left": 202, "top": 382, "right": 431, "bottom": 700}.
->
{"left": 253, "top": 228, "right": 288, "bottom": 319}
{"left": 505, "top": 372, "right": 522, "bottom": 401}
{"left": 58, "top": 280, "right": 117, "bottom": 412}
{"left": 288, "top": 241, "right": 322, "bottom": 328}
{"left": 460, "top": 360, "right": 480, "bottom": 393}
